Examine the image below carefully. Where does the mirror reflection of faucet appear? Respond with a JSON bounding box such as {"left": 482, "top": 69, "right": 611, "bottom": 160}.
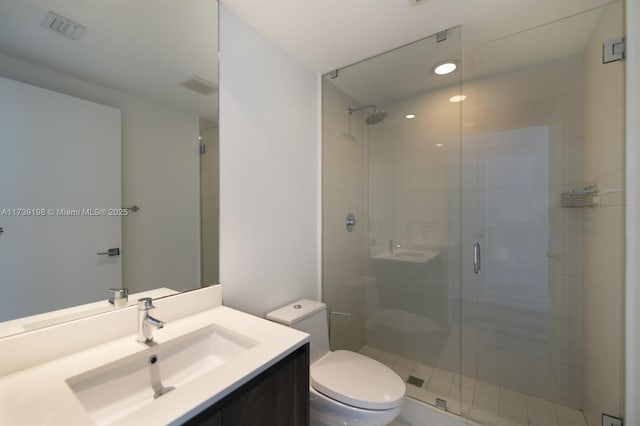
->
{"left": 108, "top": 288, "right": 128, "bottom": 307}
{"left": 388, "top": 240, "right": 401, "bottom": 254}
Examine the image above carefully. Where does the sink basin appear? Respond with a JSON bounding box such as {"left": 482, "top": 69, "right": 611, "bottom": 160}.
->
{"left": 371, "top": 249, "right": 439, "bottom": 264}
{"left": 66, "top": 324, "right": 257, "bottom": 425}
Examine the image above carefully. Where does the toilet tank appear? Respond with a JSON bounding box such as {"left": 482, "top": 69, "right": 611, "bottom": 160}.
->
{"left": 267, "top": 299, "right": 330, "bottom": 363}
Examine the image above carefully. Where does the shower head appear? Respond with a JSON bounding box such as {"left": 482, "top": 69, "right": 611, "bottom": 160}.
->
{"left": 366, "top": 109, "right": 387, "bottom": 125}
{"left": 348, "top": 104, "right": 387, "bottom": 125}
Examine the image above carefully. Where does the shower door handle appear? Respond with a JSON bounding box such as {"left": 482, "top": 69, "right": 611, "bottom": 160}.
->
{"left": 473, "top": 241, "right": 481, "bottom": 274}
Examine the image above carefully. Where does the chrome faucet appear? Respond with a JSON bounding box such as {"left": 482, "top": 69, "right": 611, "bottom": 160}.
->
{"left": 108, "top": 288, "right": 128, "bottom": 307}
{"left": 137, "top": 298, "right": 164, "bottom": 343}
{"left": 389, "top": 240, "right": 401, "bottom": 254}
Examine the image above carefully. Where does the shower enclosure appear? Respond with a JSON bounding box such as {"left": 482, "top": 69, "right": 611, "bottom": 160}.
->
{"left": 322, "top": 3, "right": 624, "bottom": 425}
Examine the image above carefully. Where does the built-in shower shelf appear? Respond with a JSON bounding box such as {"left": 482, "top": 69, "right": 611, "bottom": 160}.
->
{"left": 560, "top": 184, "right": 625, "bottom": 208}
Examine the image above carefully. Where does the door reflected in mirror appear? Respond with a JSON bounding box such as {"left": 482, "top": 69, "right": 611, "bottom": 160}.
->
{"left": 0, "top": 0, "right": 219, "bottom": 337}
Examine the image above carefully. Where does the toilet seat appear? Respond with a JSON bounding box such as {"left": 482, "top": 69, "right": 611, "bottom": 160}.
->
{"left": 310, "top": 350, "right": 406, "bottom": 410}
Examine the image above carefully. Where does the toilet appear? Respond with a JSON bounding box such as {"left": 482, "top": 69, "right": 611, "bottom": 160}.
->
{"left": 267, "top": 299, "right": 405, "bottom": 426}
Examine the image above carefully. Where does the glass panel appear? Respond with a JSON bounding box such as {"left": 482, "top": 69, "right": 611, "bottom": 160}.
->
{"left": 461, "top": 3, "right": 624, "bottom": 425}
{"left": 322, "top": 27, "right": 463, "bottom": 415}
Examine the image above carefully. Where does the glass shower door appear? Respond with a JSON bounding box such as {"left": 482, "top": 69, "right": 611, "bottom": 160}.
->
{"left": 460, "top": 4, "right": 625, "bottom": 425}
{"left": 321, "top": 27, "right": 464, "bottom": 416}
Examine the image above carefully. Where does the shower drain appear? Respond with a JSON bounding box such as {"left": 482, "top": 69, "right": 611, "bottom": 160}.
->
{"left": 406, "top": 375, "right": 424, "bottom": 387}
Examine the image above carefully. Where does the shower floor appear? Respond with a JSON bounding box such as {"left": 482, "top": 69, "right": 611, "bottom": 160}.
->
{"left": 358, "top": 345, "right": 588, "bottom": 426}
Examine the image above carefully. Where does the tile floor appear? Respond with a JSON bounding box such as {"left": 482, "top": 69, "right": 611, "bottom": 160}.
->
{"left": 359, "top": 345, "right": 588, "bottom": 426}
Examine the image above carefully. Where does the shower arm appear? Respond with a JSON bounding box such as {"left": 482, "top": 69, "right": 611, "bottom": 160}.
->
{"left": 348, "top": 105, "right": 377, "bottom": 114}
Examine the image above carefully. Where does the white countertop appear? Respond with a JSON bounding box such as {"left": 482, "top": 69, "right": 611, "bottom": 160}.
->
{"left": 0, "top": 305, "right": 309, "bottom": 426}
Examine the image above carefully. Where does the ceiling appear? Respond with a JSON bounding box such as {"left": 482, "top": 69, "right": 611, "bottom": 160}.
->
{"left": 0, "top": 0, "right": 618, "bottom": 120}
{"left": 327, "top": 7, "right": 606, "bottom": 106}
{"left": 0, "top": 0, "right": 219, "bottom": 121}
{"left": 222, "top": 0, "right": 615, "bottom": 74}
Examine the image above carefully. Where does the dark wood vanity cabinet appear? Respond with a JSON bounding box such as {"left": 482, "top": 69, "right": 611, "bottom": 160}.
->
{"left": 183, "top": 343, "right": 310, "bottom": 426}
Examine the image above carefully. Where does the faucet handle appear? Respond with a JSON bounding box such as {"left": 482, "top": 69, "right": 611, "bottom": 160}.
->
{"left": 108, "top": 288, "right": 128, "bottom": 306}
{"left": 137, "top": 297, "right": 155, "bottom": 311}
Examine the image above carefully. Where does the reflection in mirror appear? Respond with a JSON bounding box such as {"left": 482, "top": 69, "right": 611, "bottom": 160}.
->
{"left": 0, "top": 0, "right": 219, "bottom": 337}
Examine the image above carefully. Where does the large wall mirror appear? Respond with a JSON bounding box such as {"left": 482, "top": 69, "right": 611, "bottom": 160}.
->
{"left": 0, "top": 0, "right": 219, "bottom": 337}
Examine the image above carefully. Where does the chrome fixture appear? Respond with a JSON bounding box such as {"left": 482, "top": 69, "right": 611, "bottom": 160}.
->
{"left": 137, "top": 298, "right": 164, "bottom": 343}
{"left": 348, "top": 104, "right": 387, "bottom": 125}
{"left": 560, "top": 184, "right": 625, "bottom": 208}
{"left": 473, "top": 241, "right": 481, "bottom": 274}
{"left": 97, "top": 247, "right": 120, "bottom": 257}
{"left": 108, "top": 288, "right": 128, "bottom": 307}
{"left": 603, "top": 37, "right": 625, "bottom": 63}
{"left": 389, "top": 240, "right": 401, "bottom": 254}
{"left": 124, "top": 205, "right": 140, "bottom": 212}
{"left": 345, "top": 213, "right": 356, "bottom": 232}
{"left": 148, "top": 354, "right": 175, "bottom": 399}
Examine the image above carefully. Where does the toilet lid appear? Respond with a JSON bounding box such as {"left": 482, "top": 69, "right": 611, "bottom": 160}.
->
{"left": 310, "top": 350, "right": 406, "bottom": 410}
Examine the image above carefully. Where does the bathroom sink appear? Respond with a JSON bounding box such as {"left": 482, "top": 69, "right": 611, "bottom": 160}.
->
{"left": 66, "top": 324, "right": 258, "bottom": 425}
{"left": 371, "top": 249, "right": 439, "bottom": 264}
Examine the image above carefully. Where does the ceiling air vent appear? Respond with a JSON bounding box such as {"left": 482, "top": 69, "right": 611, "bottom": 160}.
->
{"left": 180, "top": 75, "right": 218, "bottom": 96}
{"left": 41, "top": 11, "right": 86, "bottom": 40}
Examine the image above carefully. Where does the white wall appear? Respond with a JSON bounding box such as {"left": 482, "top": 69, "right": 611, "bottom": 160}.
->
{"left": 626, "top": 0, "right": 640, "bottom": 424}
{"left": 218, "top": 6, "right": 319, "bottom": 317}
{"left": 0, "top": 53, "right": 201, "bottom": 296}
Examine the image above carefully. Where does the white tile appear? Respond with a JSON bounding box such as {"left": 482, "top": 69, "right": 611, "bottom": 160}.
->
{"left": 412, "top": 362, "right": 435, "bottom": 379}
{"left": 428, "top": 377, "right": 453, "bottom": 396}
{"left": 500, "top": 388, "right": 526, "bottom": 405}
{"left": 526, "top": 396, "right": 556, "bottom": 415}
{"left": 468, "top": 407, "right": 523, "bottom": 426}
{"left": 450, "top": 385, "right": 475, "bottom": 403}
{"left": 476, "top": 380, "right": 500, "bottom": 396}
{"left": 500, "top": 399, "right": 528, "bottom": 422}
{"left": 461, "top": 375, "right": 477, "bottom": 390}
{"left": 529, "top": 409, "right": 559, "bottom": 426}
{"left": 473, "top": 391, "right": 500, "bottom": 414}
{"left": 555, "top": 404, "right": 587, "bottom": 425}
{"left": 376, "top": 350, "right": 399, "bottom": 367}
{"left": 395, "top": 356, "right": 416, "bottom": 370}
{"left": 432, "top": 367, "right": 455, "bottom": 382}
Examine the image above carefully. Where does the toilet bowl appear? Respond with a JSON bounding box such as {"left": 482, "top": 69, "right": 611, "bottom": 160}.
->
{"left": 267, "top": 299, "right": 405, "bottom": 426}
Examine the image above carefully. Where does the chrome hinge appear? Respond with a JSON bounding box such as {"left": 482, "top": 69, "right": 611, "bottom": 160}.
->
{"left": 436, "top": 30, "right": 447, "bottom": 43}
{"left": 603, "top": 37, "right": 625, "bottom": 63}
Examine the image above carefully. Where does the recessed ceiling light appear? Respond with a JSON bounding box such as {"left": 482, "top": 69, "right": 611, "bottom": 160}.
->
{"left": 449, "top": 95, "right": 466, "bottom": 103}
{"left": 436, "top": 143, "right": 444, "bottom": 147}
{"left": 405, "top": 114, "right": 416, "bottom": 119}
{"left": 432, "top": 61, "right": 458, "bottom": 75}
